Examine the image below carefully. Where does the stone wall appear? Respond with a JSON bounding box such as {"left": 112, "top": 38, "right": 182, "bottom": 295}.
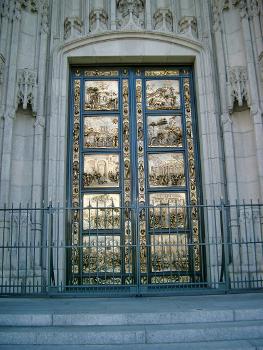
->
{"left": 0, "top": 0, "right": 262, "bottom": 207}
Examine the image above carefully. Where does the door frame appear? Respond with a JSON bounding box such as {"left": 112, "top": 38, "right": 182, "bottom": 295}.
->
{"left": 66, "top": 64, "right": 205, "bottom": 292}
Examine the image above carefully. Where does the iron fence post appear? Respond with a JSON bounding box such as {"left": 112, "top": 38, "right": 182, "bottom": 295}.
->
{"left": 221, "top": 200, "right": 230, "bottom": 291}
{"left": 135, "top": 203, "right": 141, "bottom": 296}
{"left": 47, "top": 203, "right": 55, "bottom": 293}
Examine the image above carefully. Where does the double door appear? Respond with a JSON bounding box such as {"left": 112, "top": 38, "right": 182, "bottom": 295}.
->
{"left": 69, "top": 66, "right": 202, "bottom": 290}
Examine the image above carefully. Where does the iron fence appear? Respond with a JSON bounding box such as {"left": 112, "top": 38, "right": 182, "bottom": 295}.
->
{"left": 0, "top": 202, "right": 263, "bottom": 296}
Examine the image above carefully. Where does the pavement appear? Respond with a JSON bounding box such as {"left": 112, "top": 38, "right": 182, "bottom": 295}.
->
{"left": 0, "top": 292, "right": 262, "bottom": 315}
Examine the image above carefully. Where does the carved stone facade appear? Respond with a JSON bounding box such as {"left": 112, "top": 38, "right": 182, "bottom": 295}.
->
{"left": 0, "top": 0, "right": 262, "bottom": 297}
{"left": 0, "top": 0, "right": 262, "bottom": 207}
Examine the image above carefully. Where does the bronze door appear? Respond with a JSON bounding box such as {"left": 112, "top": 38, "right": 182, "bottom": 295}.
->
{"left": 69, "top": 66, "right": 203, "bottom": 291}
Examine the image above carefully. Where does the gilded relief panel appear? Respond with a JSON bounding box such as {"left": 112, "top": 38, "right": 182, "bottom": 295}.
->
{"left": 147, "top": 115, "right": 183, "bottom": 148}
{"left": 146, "top": 80, "right": 180, "bottom": 110}
{"left": 83, "top": 154, "right": 119, "bottom": 188}
{"left": 148, "top": 153, "right": 185, "bottom": 187}
{"left": 151, "top": 234, "right": 188, "bottom": 272}
{"left": 83, "top": 236, "right": 121, "bottom": 273}
{"left": 149, "top": 192, "right": 186, "bottom": 229}
{"left": 83, "top": 193, "right": 120, "bottom": 230}
{"left": 84, "top": 116, "right": 119, "bottom": 148}
{"left": 84, "top": 80, "right": 118, "bottom": 111}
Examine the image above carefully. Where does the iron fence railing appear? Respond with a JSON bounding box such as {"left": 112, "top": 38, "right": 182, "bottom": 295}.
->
{"left": 0, "top": 202, "right": 263, "bottom": 296}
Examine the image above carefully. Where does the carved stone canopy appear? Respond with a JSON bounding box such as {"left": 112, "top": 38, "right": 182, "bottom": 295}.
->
{"left": 64, "top": 16, "right": 83, "bottom": 40}
{"left": 117, "top": 0, "right": 144, "bottom": 15}
{"left": 20, "top": 0, "right": 38, "bottom": 12}
{"left": 89, "top": 8, "right": 108, "bottom": 33}
{"left": 178, "top": 16, "right": 197, "bottom": 38}
{"left": 227, "top": 66, "right": 250, "bottom": 113}
{"left": 213, "top": 0, "right": 261, "bottom": 30}
{"left": 153, "top": 8, "right": 173, "bottom": 32}
{"left": 16, "top": 68, "right": 37, "bottom": 114}
{"left": 117, "top": 0, "right": 145, "bottom": 30}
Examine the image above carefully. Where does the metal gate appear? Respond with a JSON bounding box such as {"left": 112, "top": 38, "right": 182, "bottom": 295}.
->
{"left": 68, "top": 66, "right": 203, "bottom": 294}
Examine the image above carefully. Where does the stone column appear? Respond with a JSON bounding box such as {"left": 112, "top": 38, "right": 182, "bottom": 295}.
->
{"left": 213, "top": 21, "right": 238, "bottom": 204}
{"left": 0, "top": 54, "right": 5, "bottom": 170}
{"left": 81, "top": 0, "right": 90, "bottom": 34}
{"left": 0, "top": 1, "right": 10, "bottom": 56}
{"left": 180, "top": 0, "right": 194, "bottom": 17}
{"left": 240, "top": 4, "right": 263, "bottom": 200}
{"left": 171, "top": 0, "right": 178, "bottom": 33}
{"left": 0, "top": 1, "right": 12, "bottom": 175}
{"left": 145, "top": 0, "right": 152, "bottom": 30}
{"left": 0, "top": 0, "right": 22, "bottom": 206}
{"left": 249, "top": 2, "right": 263, "bottom": 112}
{"left": 249, "top": 1, "right": 263, "bottom": 58}
{"left": 31, "top": 5, "right": 49, "bottom": 274}
{"left": 153, "top": 0, "right": 173, "bottom": 33}
{"left": 110, "top": 0, "right": 116, "bottom": 30}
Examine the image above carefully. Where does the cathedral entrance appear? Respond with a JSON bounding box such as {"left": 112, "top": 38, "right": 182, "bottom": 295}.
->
{"left": 68, "top": 66, "right": 203, "bottom": 293}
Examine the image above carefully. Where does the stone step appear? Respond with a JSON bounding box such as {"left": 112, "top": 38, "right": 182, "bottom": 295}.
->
{"left": 1, "top": 307, "right": 263, "bottom": 326}
{"left": 1, "top": 320, "right": 263, "bottom": 345}
{"left": 0, "top": 338, "right": 263, "bottom": 350}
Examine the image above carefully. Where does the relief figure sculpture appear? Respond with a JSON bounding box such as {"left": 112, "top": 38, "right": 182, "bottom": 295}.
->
{"left": 85, "top": 80, "right": 118, "bottom": 111}
{"left": 84, "top": 116, "right": 118, "bottom": 148}
{"left": 149, "top": 193, "right": 186, "bottom": 229}
{"left": 147, "top": 115, "right": 182, "bottom": 147}
{"left": 83, "top": 193, "right": 120, "bottom": 230}
{"left": 146, "top": 80, "right": 180, "bottom": 110}
{"left": 83, "top": 154, "right": 119, "bottom": 188}
{"left": 148, "top": 153, "right": 185, "bottom": 187}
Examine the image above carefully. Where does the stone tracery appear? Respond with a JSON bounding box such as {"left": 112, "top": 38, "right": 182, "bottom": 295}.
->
{"left": 16, "top": 68, "right": 38, "bottom": 114}
{"left": 153, "top": 8, "right": 173, "bottom": 32}
{"left": 89, "top": 8, "right": 108, "bottom": 33}
{"left": 116, "top": 0, "right": 145, "bottom": 30}
{"left": 227, "top": 66, "right": 250, "bottom": 113}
